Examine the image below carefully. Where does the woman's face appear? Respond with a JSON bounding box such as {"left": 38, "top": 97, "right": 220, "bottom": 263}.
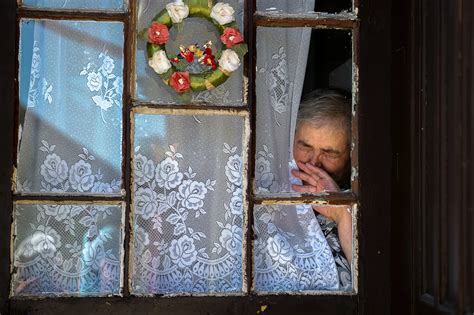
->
{"left": 293, "top": 121, "right": 350, "bottom": 185}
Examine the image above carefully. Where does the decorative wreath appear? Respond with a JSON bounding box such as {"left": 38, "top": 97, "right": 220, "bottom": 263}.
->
{"left": 142, "top": 0, "right": 248, "bottom": 93}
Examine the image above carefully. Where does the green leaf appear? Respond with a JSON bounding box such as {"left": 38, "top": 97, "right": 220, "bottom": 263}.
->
{"left": 147, "top": 44, "right": 164, "bottom": 58}
{"left": 138, "top": 28, "right": 148, "bottom": 42}
{"left": 160, "top": 68, "right": 173, "bottom": 81}
{"left": 232, "top": 43, "right": 248, "bottom": 57}
{"left": 223, "top": 21, "right": 238, "bottom": 29}
{"left": 177, "top": 91, "right": 193, "bottom": 103}
{"left": 175, "top": 59, "right": 188, "bottom": 71}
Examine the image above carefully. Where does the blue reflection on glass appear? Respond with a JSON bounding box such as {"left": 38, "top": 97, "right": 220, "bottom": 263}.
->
{"left": 22, "top": 0, "right": 125, "bottom": 11}
{"left": 18, "top": 19, "right": 123, "bottom": 194}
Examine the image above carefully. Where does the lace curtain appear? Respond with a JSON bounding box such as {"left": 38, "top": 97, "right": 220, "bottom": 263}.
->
{"left": 253, "top": 0, "right": 348, "bottom": 292}
{"left": 16, "top": 20, "right": 123, "bottom": 195}
{"left": 21, "top": 0, "right": 125, "bottom": 10}
{"left": 12, "top": 0, "right": 349, "bottom": 297}
{"left": 131, "top": 114, "right": 246, "bottom": 294}
{"left": 12, "top": 19, "right": 125, "bottom": 296}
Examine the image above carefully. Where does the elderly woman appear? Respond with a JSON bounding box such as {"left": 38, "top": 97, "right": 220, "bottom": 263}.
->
{"left": 254, "top": 89, "right": 353, "bottom": 292}
{"left": 291, "top": 89, "right": 353, "bottom": 265}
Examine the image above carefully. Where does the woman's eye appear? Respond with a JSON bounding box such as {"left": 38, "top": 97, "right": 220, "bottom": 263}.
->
{"left": 325, "top": 153, "right": 339, "bottom": 160}
{"left": 297, "top": 144, "right": 311, "bottom": 151}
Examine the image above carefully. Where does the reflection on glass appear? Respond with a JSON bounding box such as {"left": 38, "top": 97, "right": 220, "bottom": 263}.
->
{"left": 135, "top": 0, "right": 245, "bottom": 105}
{"left": 17, "top": 19, "right": 124, "bottom": 195}
{"left": 11, "top": 203, "right": 124, "bottom": 297}
{"left": 257, "top": 0, "right": 352, "bottom": 14}
{"left": 131, "top": 113, "right": 246, "bottom": 295}
{"left": 253, "top": 204, "right": 353, "bottom": 293}
{"left": 255, "top": 28, "right": 352, "bottom": 194}
{"left": 22, "top": 0, "right": 125, "bottom": 11}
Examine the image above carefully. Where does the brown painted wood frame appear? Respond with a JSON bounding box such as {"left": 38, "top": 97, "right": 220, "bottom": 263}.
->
{"left": 391, "top": 0, "right": 474, "bottom": 314}
{"left": 0, "top": 0, "right": 392, "bottom": 314}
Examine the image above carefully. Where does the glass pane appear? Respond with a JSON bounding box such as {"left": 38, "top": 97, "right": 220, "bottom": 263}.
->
{"left": 11, "top": 203, "right": 124, "bottom": 297}
{"left": 135, "top": 0, "right": 245, "bottom": 105}
{"left": 253, "top": 204, "right": 354, "bottom": 293}
{"left": 17, "top": 19, "right": 124, "bottom": 195}
{"left": 131, "top": 113, "right": 247, "bottom": 295}
{"left": 255, "top": 28, "right": 352, "bottom": 195}
{"left": 257, "top": 0, "right": 352, "bottom": 14}
{"left": 21, "top": 0, "right": 125, "bottom": 11}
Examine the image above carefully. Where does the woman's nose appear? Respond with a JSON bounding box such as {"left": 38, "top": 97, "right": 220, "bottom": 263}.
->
{"left": 309, "top": 150, "right": 322, "bottom": 167}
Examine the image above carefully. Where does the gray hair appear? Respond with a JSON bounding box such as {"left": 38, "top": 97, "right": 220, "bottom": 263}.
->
{"left": 296, "top": 89, "right": 352, "bottom": 143}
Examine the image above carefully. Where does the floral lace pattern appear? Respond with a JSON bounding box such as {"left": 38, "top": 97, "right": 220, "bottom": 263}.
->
{"left": 132, "top": 143, "right": 244, "bottom": 294}
{"left": 22, "top": 0, "right": 124, "bottom": 10}
{"left": 17, "top": 20, "right": 123, "bottom": 195}
{"left": 17, "top": 140, "right": 121, "bottom": 194}
{"left": 12, "top": 203, "right": 124, "bottom": 296}
{"left": 80, "top": 51, "right": 123, "bottom": 124}
{"left": 254, "top": 204, "right": 339, "bottom": 292}
{"left": 27, "top": 41, "right": 53, "bottom": 108}
{"left": 257, "top": 46, "right": 293, "bottom": 126}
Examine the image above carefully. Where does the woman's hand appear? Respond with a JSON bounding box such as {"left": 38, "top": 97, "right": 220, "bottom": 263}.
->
{"left": 314, "top": 205, "right": 353, "bottom": 264}
{"left": 291, "top": 161, "right": 341, "bottom": 193}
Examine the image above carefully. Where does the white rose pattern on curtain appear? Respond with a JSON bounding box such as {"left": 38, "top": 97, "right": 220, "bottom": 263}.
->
{"left": 12, "top": 204, "right": 124, "bottom": 296}
{"left": 17, "top": 20, "right": 123, "bottom": 194}
{"left": 253, "top": 0, "right": 346, "bottom": 292}
{"left": 13, "top": 19, "right": 125, "bottom": 296}
{"left": 131, "top": 114, "right": 246, "bottom": 294}
{"left": 21, "top": 0, "right": 124, "bottom": 10}
{"left": 14, "top": 0, "right": 351, "bottom": 296}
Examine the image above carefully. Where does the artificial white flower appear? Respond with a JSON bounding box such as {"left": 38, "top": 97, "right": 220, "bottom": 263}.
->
{"left": 166, "top": 0, "right": 189, "bottom": 23}
{"left": 219, "top": 49, "right": 241, "bottom": 73}
{"left": 148, "top": 50, "right": 172, "bottom": 74}
{"left": 210, "top": 2, "right": 235, "bottom": 25}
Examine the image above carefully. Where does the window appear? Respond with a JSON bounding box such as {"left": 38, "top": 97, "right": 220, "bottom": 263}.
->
{"left": 2, "top": 0, "right": 393, "bottom": 313}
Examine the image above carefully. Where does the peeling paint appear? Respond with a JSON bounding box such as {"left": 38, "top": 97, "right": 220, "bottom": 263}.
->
{"left": 241, "top": 113, "right": 251, "bottom": 293}
{"left": 260, "top": 199, "right": 328, "bottom": 205}
{"left": 351, "top": 203, "right": 359, "bottom": 294}
{"left": 13, "top": 200, "right": 122, "bottom": 206}
{"left": 351, "top": 166, "right": 359, "bottom": 182}
{"left": 132, "top": 106, "right": 248, "bottom": 117}
{"left": 243, "top": 75, "right": 249, "bottom": 105}
{"left": 351, "top": 59, "right": 359, "bottom": 117}
{"left": 9, "top": 207, "right": 16, "bottom": 298}
{"left": 11, "top": 166, "right": 17, "bottom": 192}
{"left": 255, "top": 12, "right": 358, "bottom": 21}
{"left": 128, "top": 111, "right": 136, "bottom": 294}
{"left": 119, "top": 201, "right": 126, "bottom": 297}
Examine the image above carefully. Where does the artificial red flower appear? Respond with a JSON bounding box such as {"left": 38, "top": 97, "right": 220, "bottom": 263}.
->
{"left": 148, "top": 22, "right": 169, "bottom": 45}
{"left": 169, "top": 71, "right": 190, "bottom": 92}
{"left": 202, "top": 54, "right": 217, "bottom": 70}
{"left": 220, "top": 27, "right": 244, "bottom": 48}
{"left": 180, "top": 49, "right": 194, "bottom": 63}
{"left": 170, "top": 57, "right": 179, "bottom": 63}
{"left": 204, "top": 47, "right": 213, "bottom": 56}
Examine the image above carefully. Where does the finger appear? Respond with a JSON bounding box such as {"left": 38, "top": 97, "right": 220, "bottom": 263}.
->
{"left": 295, "top": 161, "right": 322, "bottom": 179}
{"left": 291, "top": 169, "right": 320, "bottom": 187}
{"left": 304, "top": 163, "right": 332, "bottom": 179}
{"left": 291, "top": 184, "right": 320, "bottom": 193}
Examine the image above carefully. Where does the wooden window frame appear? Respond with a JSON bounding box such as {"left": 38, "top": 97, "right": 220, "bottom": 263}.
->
{"left": 0, "top": 0, "right": 392, "bottom": 313}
